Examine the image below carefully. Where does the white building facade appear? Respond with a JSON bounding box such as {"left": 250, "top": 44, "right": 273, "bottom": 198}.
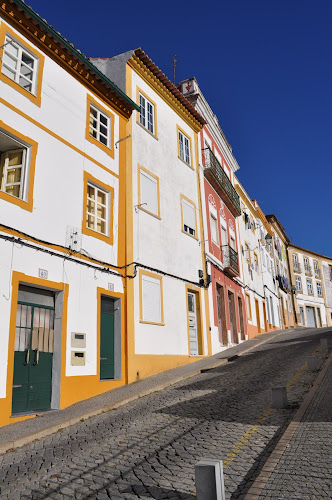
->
{"left": 0, "top": 1, "right": 137, "bottom": 426}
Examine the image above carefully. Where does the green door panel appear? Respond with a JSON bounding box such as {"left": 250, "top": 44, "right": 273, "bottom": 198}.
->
{"left": 12, "top": 351, "right": 29, "bottom": 414}
{"left": 12, "top": 303, "right": 54, "bottom": 414}
{"left": 100, "top": 298, "right": 115, "bottom": 380}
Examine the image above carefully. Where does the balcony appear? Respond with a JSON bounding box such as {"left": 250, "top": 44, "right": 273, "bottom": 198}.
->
{"left": 304, "top": 265, "right": 312, "bottom": 276}
{"left": 202, "top": 147, "right": 241, "bottom": 217}
{"left": 293, "top": 262, "right": 302, "bottom": 273}
{"left": 222, "top": 245, "right": 239, "bottom": 277}
{"left": 314, "top": 268, "right": 321, "bottom": 278}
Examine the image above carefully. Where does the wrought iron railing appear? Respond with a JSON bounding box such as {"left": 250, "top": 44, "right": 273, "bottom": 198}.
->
{"left": 202, "top": 147, "right": 241, "bottom": 216}
{"left": 293, "top": 262, "right": 302, "bottom": 273}
{"left": 222, "top": 245, "right": 239, "bottom": 275}
{"left": 314, "top": 268, "right": 321, "bottom": 278}
{"left": 304, "top": 265, "right": 312, "bottom": 276}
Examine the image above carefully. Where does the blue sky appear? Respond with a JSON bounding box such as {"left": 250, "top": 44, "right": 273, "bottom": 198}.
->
{"left": 26, "top": 0, "right": 332, "bottom": 256}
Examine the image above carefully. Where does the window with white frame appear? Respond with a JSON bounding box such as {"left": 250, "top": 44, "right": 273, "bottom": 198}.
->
{"left": 139, "top": 168, "right": 159, "bottom": 217}
{"left": 220, "top": 224, "right": 227, "bottom": 247}
{"left": 89, "top": 103, "right": 110, "bottom": 147}
{"left": 182, "top": 197, "right": 196, "bottom": 236}
{"left": 0, "top": 130, "right": 29, "bottom": 200}
{"left": 1, "top": 35, "right": 39, "bottom": 94}
{"left": 141, "top": 273, "right": 162, "bottom": 323}
{"left": 86, "top": 182, "right": 109, "bottom": 235}
{"left": 139, "top": 93, "right": 154, "bottom": 134}
{"left": 210, "top": 212, "right": 218, "bottom": 244}
{"left": 178, "top": 129, "right": 191, "bottom": 165}
{"left": 295, "top": 276, "right": 302, "bottom": 291}
{"left": 306, "top": 279, "right": 313, "bottom": 294}
{"left": 253, "top": 252, "right": 259, "bottom": 272}
{"left": 317, "top": 282, "right": 322, "bottom": 296}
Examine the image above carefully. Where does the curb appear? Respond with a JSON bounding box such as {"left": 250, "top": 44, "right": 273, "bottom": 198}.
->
{"left": 0, "top": 329, "right": 288, "bottom": 455}
{"left": 244, "top": 349, "right": 332, "bottom": 498}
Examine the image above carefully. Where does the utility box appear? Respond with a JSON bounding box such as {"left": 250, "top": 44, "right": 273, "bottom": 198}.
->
{"left": 71, "top": 332, "right": 86, "bottom": 348}
{"left": 71, "top": 351, "right": 85, "bottom": 366}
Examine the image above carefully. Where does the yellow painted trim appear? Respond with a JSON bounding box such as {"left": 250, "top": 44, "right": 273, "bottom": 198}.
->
{"left": 139, "top": 269, "right": 164, "bottom": 325}
{"left": 0, "top": 22, "right": 44, "bottom": 107}
{"left": 86, "top": 95, "right": 115, "bottom": 159}
{"left": 180, "top": 193, "right": 199, "bottom": 240}
{"left": 137, "top": 164, "right": 161, "bottom": 219}
{"left": 1, "top": 271, "right": 68, "bottom": 426}
{"left": 176, "top": 124, "right": 193, "bottom": 169}
{"left": 245, "top": 292, "right": 252, "bottom": 320}
{"left": 136, "top": 86, "right": 158, "bottom": 139}
{"left": 0, "top": 96, "right": 119, "bottom": 179}
{"left": 0, "top": 120, "right": 37, "bottom": 212}
{"left": 185, "top": 284, "right": 204, "bottom": 356}
{"left": 82, "top": 171, "right": 114, "bottom": 245}
{"left": 128, "top": 55, "right": 203, "bottom": 133}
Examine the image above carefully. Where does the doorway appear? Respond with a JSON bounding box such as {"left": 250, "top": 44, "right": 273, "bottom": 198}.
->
{"left": 238, "top": 296, "right": 245, "bottom": 340}
{"left": 306, "top": 306, "right": 316, "bottom": 328}
{"left": 216, "top": 284, "right": 227, "bottom": 345}
{"left": 263, "top": 302, "right": 268, "bottom": 332}
{"left": 228, "top": 291, "right": 238, "bottom": 344}
{"left": 255, "top": 299, "right": 261, "bottom": 334}
{"left": 12, "top": 287, "right": 55, "bottom": 414}
{"left": 187, "top": 290, "right": 202, "bottom": 355}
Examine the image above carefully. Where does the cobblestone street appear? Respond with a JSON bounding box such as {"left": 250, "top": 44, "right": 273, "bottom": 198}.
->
{"left": 0, "top": 327, "right": 330, "bottom": 499}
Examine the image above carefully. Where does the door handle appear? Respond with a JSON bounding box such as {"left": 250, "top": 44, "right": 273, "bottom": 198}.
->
{"left": 100, "top": 357, "right": 107, "bottom": 361}
{"left": 33, "top": 349, "right": 39, "bottom": 366}
{"left": 24, "top": 349, "right": 30, "bottom": 365}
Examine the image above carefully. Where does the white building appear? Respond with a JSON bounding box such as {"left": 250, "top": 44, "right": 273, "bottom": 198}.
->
{"left": 0, "top": 1, "right": 137, "bottom": 426}
{"left": 91, "top": 50, "right": 210, "bottom": 381}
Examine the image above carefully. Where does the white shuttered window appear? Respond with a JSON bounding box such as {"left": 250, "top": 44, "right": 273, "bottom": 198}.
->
{"left": 140, "top": 170, "right": 158, "bottom": 217}
{"left": 182, "top": 198, "right": 196, "bottom": 236}
{"left": 141, "top": 274, "right": 162, "bottom": 323}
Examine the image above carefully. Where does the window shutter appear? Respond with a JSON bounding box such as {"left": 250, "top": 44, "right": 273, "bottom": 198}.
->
{"left": 182, "top": 199, "right": 195, "bottom": 231}
{"left": 142, "top": 275, "right": 162, "bottom": 323}
{"left": 140, "top": 171, "right": 158, "bottom": 215}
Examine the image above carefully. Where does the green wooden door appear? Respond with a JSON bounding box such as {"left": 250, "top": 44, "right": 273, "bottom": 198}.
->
{"left": 100, "top": 297, "right": 115, "bottom": 380}
{"left": 12, "top": 303, "right": 55, "bottom": 414}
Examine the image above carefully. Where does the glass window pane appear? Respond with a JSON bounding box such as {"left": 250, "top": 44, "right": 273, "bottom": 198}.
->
{"left": 21, "top": 52, "right": 34, "bottom": 68}
{"left": 97, "top": 219, "right": 106, "bottom": 234}
{"left": 5, "top": 40, "right": 19, "bottom": 58}
{"left": 97, "top": 204, "right": 105, "bottom": 219}
{"left": 87, "top": 199, "right": 95, "bottom": 213}
{"left": 100, "top": 114, "right": 108, "bottom": 126}
{"left": 6, "top": 185, "right": 20, "bottom": 197}
{"left": 86, "top": 214, "right": 94, "bottom": 229}
{"left": 3, "top": 53, "right": 17, "bottom": 70}
{"left": 88, "top": 185, "right": 95, "bottom": 199}
{"left": 8, "top": 151, "right": 23, "bottom": 166}
{"left": 97, "top": 190, "right": 105, "bottom": 204}
{"left": 100, "top": 135, "right": 107, "bottom": 145}
{"left": 2, "top": 65, "right": 16, "bottom": 80}
{"left": 99, "top": 124, "right": 107, "bottom": 136}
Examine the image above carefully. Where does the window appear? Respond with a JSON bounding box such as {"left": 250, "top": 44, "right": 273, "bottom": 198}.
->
{"left": 210, "top": 212, "right": 219, "bottom": 244}
{"left": 245, "top": 293, "right": 252, "bottom": 320}
{"left": 181, "top": 195, "right": 197, "bottom": 238}
{"left": 86, "top": 96, "right": 114, "bottom": 157}
{"left": 220, "top": 224, "right": 228, "bottom": 247}
{"left": 0, "top": 125, "right": 37, "bottom": 211}
{"left": 177, "top": 126, "right": 192, "bottom": 167}
{"left": 245, "top": 242, "right": 250, "bottom": 263}
{"left": 307, "top": 279, "right": 313, "bottom": 295}
{"left": 230, "top": 236, "right": 236, "bottom": 251}
{"left": 139, "top": 270, "right": 164, "bottom": 324}
{"left": 295, "top": 276, "right": 302, "bottom": 291}
{"left": 138, "top": 166, "right": 160, "bottom": 218}
{"left": 82, "top": 172, "right": 114, "bottom": 244}
{"left": 137, "top": 89, "right": 157, "bottom": 136}
{"left": 304, "top": 257, "right": 310, "bottom": 273}
{"left": 0, "top": 24, "right": 44, "bottom": 106}
{"left": 89, "top": 104, "right": 110, "bottom": 147}
{"left": 261, "top": 248, "right": 266, "bottom": 268}
{"left": 253, "top": 252, "right": 259, "bottom": 272}
{"left": 317, "top": 282, "right": 322, "bottom": 296}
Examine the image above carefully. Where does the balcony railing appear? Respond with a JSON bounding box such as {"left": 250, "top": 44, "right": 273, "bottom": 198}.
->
{"left": 293, "top": 262, "right": 302, "bottom": 273}
{"left": 222, "top": 245, "right": 239, "bottom": 277}
{"left": 202, "top": 147, "right": 241, "bottom": 217}
{"left": 314, "top": 268, "right": 321, "bottom": 278}
{"left": 304, "top": 265, "right": 312, "bottom": 276}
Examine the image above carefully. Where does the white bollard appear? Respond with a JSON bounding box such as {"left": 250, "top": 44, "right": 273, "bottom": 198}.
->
{"left": 320, "top": 338, "right": 329, "bottom": 351}
{"left": 195, "top": 459, "right": 226, "bottom": 500}
{"left": 272, "top": 386, "right": 288, "bottom": 409}
{"left": 307, "top": 356, "right": 318, "bottom": 372}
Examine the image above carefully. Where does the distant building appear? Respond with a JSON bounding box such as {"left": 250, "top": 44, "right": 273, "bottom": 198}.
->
{"left": 177, "top": 77, "right": 246, "bottom": 351}
{"left": 288, "top": 245, "right": 329, "bottom": 327}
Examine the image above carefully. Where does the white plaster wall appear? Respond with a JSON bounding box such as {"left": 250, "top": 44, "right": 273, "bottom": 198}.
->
{"left": 0, "top": 237, "right": 124, "bottom": 399}
{"left": 0, "top": 18, "right": 121, "bottom": 265}
{"left": 131, "top": 71, "right": 207, "bottom": 356}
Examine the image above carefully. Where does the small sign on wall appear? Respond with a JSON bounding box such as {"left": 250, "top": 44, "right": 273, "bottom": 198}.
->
{"left": 39, "top": 268, "right": 48, "bottom": 279}
{"left": 108, "top": 283, "right": 114, "bottom": 291}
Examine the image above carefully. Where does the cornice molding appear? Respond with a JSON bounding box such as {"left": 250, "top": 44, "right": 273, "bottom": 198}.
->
{"left": 128, "top": 55, "right": 203, "bottom": 133}
{"left": 0, "top": 2, "right": 135, "bottom": 118}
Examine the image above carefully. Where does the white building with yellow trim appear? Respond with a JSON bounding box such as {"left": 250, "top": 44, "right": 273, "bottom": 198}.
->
{"left": 92, "top": 50, "right": 210, "bottom": 381}
{"left": 0, "top": 0, "right": 138, "bottom": 426}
